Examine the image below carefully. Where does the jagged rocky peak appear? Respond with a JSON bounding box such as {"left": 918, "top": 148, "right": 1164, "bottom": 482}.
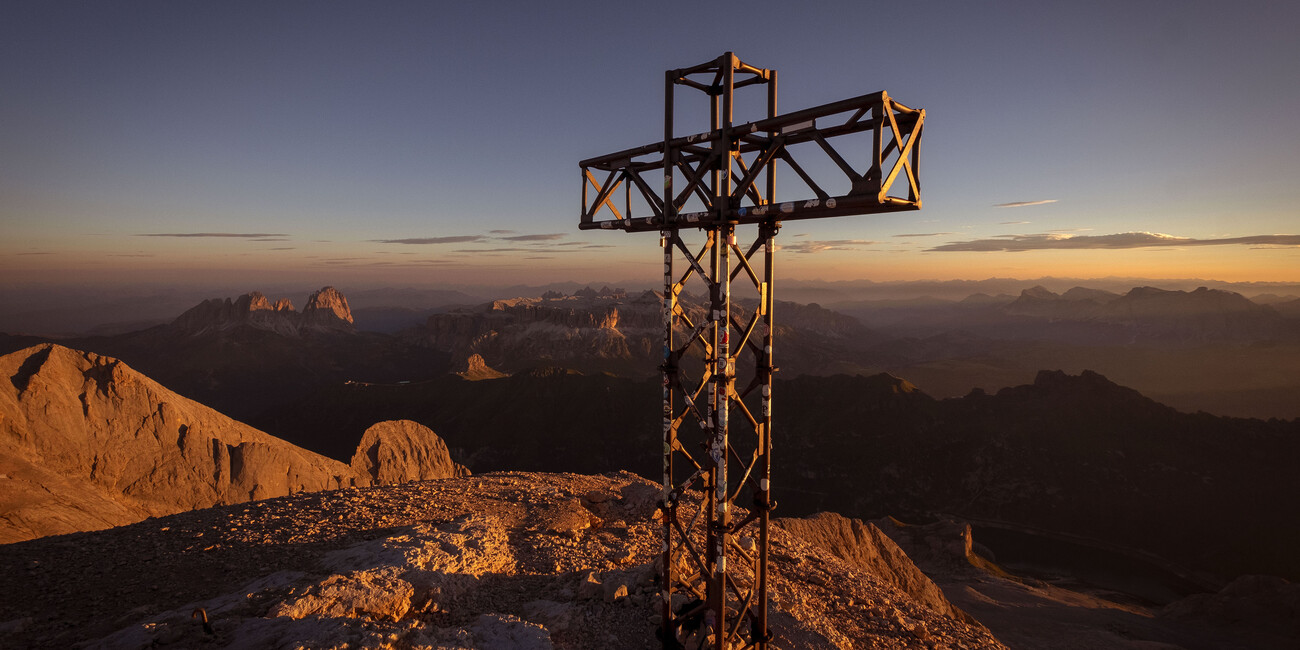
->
{"left": 235, "top": 291, "right": 273, "bottom": 312}
{"left": 457, "top": 353, "right": 508, "bottom": 380}
{"left": 1019, "top": 285, "right": 1060, "bottom": 300}
{"left": 303, "top": 286, "right": 354, "bottom": 325}
{"left": 1060, "top": 286, "right": 1120, "bottom": 302}
{"left": 990, "top": 369, "right": 1156, "bottom": 409}
{"left": 171, "top": 287, "right": 353, "bottom": 335}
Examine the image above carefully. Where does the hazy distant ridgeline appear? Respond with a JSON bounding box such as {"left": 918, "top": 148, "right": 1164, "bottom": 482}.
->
{"left": 2, "top": 284, "right": 1298, "bottom": 582}
{"left": 3, "top": 281, "right": 1297, "bottom": 422}
{"left": 3, "top": 286, "right": 1300, "bottom": 648}
{"left": 5, "top": 280, "right": 1294, "bottom": 421}
{"left": 835, "top": 285, "right": 1300, "bottom": 420}
{"left": 257, "top": 367, "right": 1300, "bottom": 585}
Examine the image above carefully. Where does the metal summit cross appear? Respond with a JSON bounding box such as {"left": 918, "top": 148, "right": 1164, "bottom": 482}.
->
{"left": 578, "top": 52, "right": 924, "bottom": 649}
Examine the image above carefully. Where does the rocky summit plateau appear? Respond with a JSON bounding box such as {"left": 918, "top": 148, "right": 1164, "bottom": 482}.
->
{"left": 0, "top": 471, "right": 1009, "bottom": 649}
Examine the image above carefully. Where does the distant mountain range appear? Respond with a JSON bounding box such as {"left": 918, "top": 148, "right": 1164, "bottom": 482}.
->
{"left": 0, "top": 288, "right": 452, "bottom": 422}
{"left": 399, "top": 289, "right": 883, "bottom": 379}
{"left": 3, "top": 281, "right": 1298, "bottom": 420}
{"left": 2, "top": 284, "right": 1299, "bottom": 584}
{"left": 5, "top": 342, "right": 1295, "bottom": 649}
{"left": 259, "top": 364, "right": 1300, "bottom": 585}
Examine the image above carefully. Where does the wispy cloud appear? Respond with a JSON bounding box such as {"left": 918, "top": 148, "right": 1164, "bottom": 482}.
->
{"left": 452, "top": 247, "right": 537, "bottom": 254}
{"left": 268, "top": 247, "right": 296, "bottom": 251}
{"left": 999, "top": 220, "right": 1030, "bottom": 225}
{"left": 373, "top": 232, "right": 567, "bottom": 246}
{"left": 139, "top": 232, "right": 288, "bottom": 238}
{"left": 781, "top": 239, "right": 876, "bottom": 254}
{"left": 994, "top": 199, "right": 1057, "bottom": 208}
{"left": 893, "top": 232, "right": 952, "bottom": 237}
{"left": 16, "top": 251, "right": 53, "bottom": 255}
{"left": 928, "top": 232, "right": 1300, "bottom": 252}
{"left": 372, "top": 236, "right": 487, "bottom": 245}
{"left": 498, "top": 233, "right": 566, "bottom": 242}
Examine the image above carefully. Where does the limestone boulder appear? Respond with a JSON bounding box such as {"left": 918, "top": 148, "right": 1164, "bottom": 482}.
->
{"left": 349, "top": 420, "right": 469, "bottom": 486}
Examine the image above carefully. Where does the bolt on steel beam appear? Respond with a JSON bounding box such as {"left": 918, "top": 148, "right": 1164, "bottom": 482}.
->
{"left": 580, "top": 52, "right": 924, "bottom": 649}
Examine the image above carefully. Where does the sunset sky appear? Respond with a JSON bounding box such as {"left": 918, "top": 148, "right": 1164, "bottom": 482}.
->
{"left": 3, "top": 0, "right": 1299, "bottom": 290}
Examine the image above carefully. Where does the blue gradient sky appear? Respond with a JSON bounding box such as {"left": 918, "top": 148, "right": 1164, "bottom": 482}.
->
{"left": 3, "top": 0, "right": 1298, "bottom": 288}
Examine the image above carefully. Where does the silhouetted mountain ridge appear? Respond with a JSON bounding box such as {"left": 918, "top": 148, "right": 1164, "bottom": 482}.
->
{"left": 257, "top": 367, "right": 1300, "bottom": 585}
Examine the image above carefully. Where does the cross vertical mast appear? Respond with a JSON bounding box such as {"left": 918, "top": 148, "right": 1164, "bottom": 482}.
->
{"left": 580, "top": 53, "right": 924, "bottom": 649}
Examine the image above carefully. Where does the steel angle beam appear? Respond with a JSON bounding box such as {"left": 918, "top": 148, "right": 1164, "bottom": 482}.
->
{"left": 579, "top": 51, "right": 924, "bottom": 650}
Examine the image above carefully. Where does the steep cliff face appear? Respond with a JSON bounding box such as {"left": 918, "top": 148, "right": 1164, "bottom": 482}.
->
{"left": 0, "top": 344, "right": 364, "bottom": 543}
{"left": 0, "top": 345, "right": 464, "bottom": 544}
{"left": 302, "top": 286, "right": 355, "bottom": 330}
{"left": 171, "top": 287, "right": 354, "bottom": 336}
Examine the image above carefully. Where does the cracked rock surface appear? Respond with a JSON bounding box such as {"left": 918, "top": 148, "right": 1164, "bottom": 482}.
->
{"left": 0, "top": 471, "right": 1004, "bottom": 649}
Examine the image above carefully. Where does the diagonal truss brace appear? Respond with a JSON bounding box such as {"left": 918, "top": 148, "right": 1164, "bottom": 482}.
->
{"left": 580, "top": 52, "right": 924, "bottom": 650}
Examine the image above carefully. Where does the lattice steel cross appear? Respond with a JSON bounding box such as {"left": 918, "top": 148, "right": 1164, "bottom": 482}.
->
{"left": 579, "top": 52, "right": 924, "bottom": 650}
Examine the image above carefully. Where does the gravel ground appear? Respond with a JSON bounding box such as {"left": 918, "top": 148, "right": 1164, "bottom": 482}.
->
{"left": 0, "top": 471, "right": 1003, "bottom": 649}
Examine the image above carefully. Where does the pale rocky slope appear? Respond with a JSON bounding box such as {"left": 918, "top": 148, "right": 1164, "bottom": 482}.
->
{"left": 877, "top": 518, "right": 1300, "bottom": 650}
{"left": 0, "top": 471, "right": 1005, "bottom": 649}
{"left": 0, "top": 344, "right": 463, "bottom": 544}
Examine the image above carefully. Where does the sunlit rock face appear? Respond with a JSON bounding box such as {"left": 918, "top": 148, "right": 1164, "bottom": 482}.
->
{"left": 0, "top": 343, "right": 364, "bottom": 543}
{"left": 0, "top": 471, "right": 1008, "bottom": 649}
{"left": 302, "top": 286, "right": 355, "bottom": 330}
{"left": 349, "top": 420, "right": 469, "bottom": 485}
{"left": 171, "top": 286, "right": 354, "bottom": 336}
{"left": 0, "top": 345, "right": 467, "bottom": 544}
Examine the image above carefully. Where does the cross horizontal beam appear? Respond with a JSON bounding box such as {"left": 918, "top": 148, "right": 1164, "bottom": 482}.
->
{"left": 579, "top": 52, "right": 926, "bottom": 650}
{"left": 580, "top": 90, "right": 924, "bottom": 233}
